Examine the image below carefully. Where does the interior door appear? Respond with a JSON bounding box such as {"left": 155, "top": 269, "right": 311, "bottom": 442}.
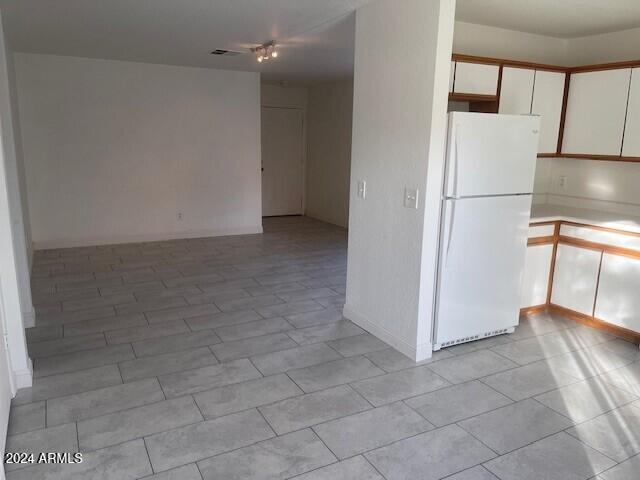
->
{"left": 435, "top": 195, "right": 531, "bottom": 347}
{"left": 261, "top": 107, "right": 304, "bottom": 217}
{"left": 0, "top": 278, "right": 15, "bottom": 467}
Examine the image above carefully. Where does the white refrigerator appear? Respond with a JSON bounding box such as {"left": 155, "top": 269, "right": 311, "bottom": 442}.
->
{"left": 433, "top": 112, "right": 540, "bottom": 350}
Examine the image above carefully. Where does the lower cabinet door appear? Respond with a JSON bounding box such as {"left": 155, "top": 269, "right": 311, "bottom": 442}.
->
{"left": 520, "top": 244, "right": 553, "bottom": 308}
{"left": 550, "top": 244, "right": 602, "bottom": 315}
{"left": 594, "top": 253, "right": 640, "bottom": 333}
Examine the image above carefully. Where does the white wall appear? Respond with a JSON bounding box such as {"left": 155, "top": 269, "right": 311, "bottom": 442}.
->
{"left": 15, "top": 54, "right": 262, "bottom": 248}
{"left": 345, "top": 0, "right": 454, "bottom": 361}
{"left": 305, "top": 80, "right": 353, "bottom": 228}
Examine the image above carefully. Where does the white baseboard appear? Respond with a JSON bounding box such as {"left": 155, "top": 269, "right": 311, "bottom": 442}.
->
{"left": 32, "top": 225, "right": 264, "bottom": 250}
{"left": 14, "top": 358, "right": 33, "bottom": 390}
{"left": 23, "top": 306, "right": 35, "bottom": 329}
{"left": 343, "top": 304, "right": 433, "bottom": 362}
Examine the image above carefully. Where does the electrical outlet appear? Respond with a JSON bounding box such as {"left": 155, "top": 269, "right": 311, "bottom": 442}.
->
{"left": 177, "top": 212, "right": 183, "bottom": 221}
{"left": 404, "top": 187, "right": 419, "bottom": 209}
{"left": 357, "top": 180, "right": 366, "bottom": 199}
{"left": 558, "top": 176, "right": 568, "bottom": 190}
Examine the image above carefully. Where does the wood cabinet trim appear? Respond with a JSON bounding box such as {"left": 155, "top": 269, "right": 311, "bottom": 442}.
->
{"left": 448, "top": 93, "right": 497, "bottom": 103}
{"left": 547, "top": 304, "right": 640, "bottom": 343}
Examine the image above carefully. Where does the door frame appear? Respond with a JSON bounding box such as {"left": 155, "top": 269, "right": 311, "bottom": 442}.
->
{"left": 260, "top": 105, "right": 307, "bottom": 217}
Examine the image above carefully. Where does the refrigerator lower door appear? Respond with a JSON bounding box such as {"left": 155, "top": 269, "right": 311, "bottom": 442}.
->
{"left": 434, "top": 194, "right": 532, "bottom": 349}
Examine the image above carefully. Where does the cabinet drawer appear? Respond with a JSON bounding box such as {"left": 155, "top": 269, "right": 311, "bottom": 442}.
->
{"left": 560, "top": 224, "right": 640, "bottom": 253}
{"left": 594, "top": 253, "right": 640, "bottom": 332}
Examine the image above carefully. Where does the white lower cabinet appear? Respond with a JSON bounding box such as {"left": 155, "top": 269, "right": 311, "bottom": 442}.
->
{"left": 521, "top": 244, "right": 553, "bottom": 308}
{"left": 550, "top": 244, "right": 601, "bottom": 315}
{"left": 594, "top": 253, "right": 640, "bottom": 332}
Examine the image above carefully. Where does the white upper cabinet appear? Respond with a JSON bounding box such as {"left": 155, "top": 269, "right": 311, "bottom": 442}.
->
{"left": 499, "top": 67, "right": 534, "bottom": 114}
{"left": 449, "top": 61, "right": 456, "bottom": 93}
{"left": 562, "top": 69, "right": 631, "bottom": 155}
{"left": 622, "top": 68, "right": 640, "bottom": 157}
{"left": 594, "top": 253, "right": 640, "bottom": 332}
{"left": 531, "top": 71, "right": 566, "bottom": 154}
{"left": 453, "top": 62, "right": 499, "bottom": 96}
{"left": 550, "top": 244, "right": 601, "bottom": 315}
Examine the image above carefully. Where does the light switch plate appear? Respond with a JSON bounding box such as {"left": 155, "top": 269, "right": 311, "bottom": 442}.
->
{"left": 357, "top": 180, "right": 366, "bottom": 199}
{"left": 404, "top": 187, "right": 419, "bottom": 209}
{"left": 558, "top": 176, "right": 567, "bottom": 190}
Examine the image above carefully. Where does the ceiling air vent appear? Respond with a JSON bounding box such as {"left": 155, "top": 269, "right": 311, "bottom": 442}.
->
{"left": 210, "top": 49, "right": 243, "bottom": 56}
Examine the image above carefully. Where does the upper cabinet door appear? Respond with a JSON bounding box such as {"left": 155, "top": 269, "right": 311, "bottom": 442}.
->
{"left": 449, "top": 61, "right": 456, "bottom": 93}
{"left": 498, "top": 67, "right": 534, "bottom": 114}
{"left": 562, "top": 69, "right": 631, "bottom": 156}
{"left": 531, "top": 71, "right": 566, "bottom": 154}
{"left": 453, "top": 62, "right": 499, "bottom": 96}
{"left": 622, "top": 68, "right": 640, "bottom": 157}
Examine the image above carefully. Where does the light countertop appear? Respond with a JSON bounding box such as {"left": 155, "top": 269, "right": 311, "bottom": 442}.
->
{"left": 530, "top": 204, "right": 640, "bottom": 234}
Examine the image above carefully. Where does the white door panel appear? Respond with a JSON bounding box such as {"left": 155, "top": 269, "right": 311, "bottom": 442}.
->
{"left": 531, "top": 71, "right": 566, "bottom": 154}
{"left": 550, "top": 244, "right": 601, "bottom": 315}
{"left": 594, "top": 254, "right": 640, "bottom": 332}
{"left": 453, "top": 62, "right": 499, "bottom": 96}
{"left": 435, "top": 195, "right": 532, "bottom": 346}
{"left": 520, "top": 244, "right": 553, "bottom": 308}
{"left": 261, "top": 107, "right": 304, "bottom": 216}
{"left": 445, "top": 112, "right": 540, "bottom": 197}
{"left": 499, "top": 67, "right": 534, "bottom": 115}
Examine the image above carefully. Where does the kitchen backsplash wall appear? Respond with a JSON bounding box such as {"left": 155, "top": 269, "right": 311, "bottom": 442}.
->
{"left": 533, "top": 157, "right": 640, "bottom": 216}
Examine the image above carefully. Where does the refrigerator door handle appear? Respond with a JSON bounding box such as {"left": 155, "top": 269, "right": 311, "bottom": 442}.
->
{"left": 452, "top": 126, "right": 460, "bottom": 199}
{"left": 445, "top": 200, "right": 456, "bottom": 266}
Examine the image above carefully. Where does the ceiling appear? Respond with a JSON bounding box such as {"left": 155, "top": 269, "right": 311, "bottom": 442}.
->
{"left": 0, "top": 0, "right": 369, "bottom": 83}
{"left": 456, "top": 0, "right": 640, "bottom": 38}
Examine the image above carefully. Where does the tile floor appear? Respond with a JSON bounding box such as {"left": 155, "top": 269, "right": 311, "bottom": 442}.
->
{"left": 7, "top": 216, "right": 640, "bottom": 479}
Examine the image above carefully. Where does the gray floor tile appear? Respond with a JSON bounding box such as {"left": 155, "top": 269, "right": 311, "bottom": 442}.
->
{"left": 198, "top": 429, "right": 335, "bottom": 480}
{"left": 63, "top": 313, "right": 147, "bottom": 337}
{"left": 28, "top": 332, "right": 107, "bottom": 358}
{"left": 7, "top": 402, "right": 46, "bottom": 435}
{"left": 119, "top": 346, "right": 218, "bottom": 382}
{"left": 244, "top": 282, "right": 307, "bottom": 296}
{"left": 5, "top": 439, "right": 152, "bottom": 480}
{"left": 34, "top": 344, "right": 135, "bottom": 378}
{"left": 543, "top": 345, "right": 634, "bottom": 380}
{"left": 351, "top": 365, "right": 450, "bottom": 406}
{"left": 598, "top": 454, "right": 640, "bottom": 480}
{"left": 115, "top": 295, "right": 187, "bottom": 315}
{"left": 286, "top": 320, "right": 363, "bottom": 346}
{"left": 5, "top": 423, "right": 77, "bottom": 471}
{"left": 484, "top": 432, "right": 615, "bottom": 480}
{"left": 216, "top": 294, "right": 283, "bottom": 312}
{"left": 12, "top": 364, "right": 123, "bottom": 406}
{"left": 445, "top": 466, "right": 499, "bottom": 480}
{"left": 314, "top": 295, "right": 346, "bottom": 309}
{"left": 365, "top": 424, "right": 496, "bottom": 480}
{"left": 596, "top": 339, "right": 640, "bottom": 361}
{"left": 255, "top": 272, "right": 312, "bottom": 286}
{"left": 291, "top": 456, "right": 383, "bottom": 480}
{"left": 106, "top": 320, "right": 189, "bottom": 344}
{"left": 78, "top": 396, "right": 203, "bottom": 450}
{"left": 145, "top": 409, "right": 275, "bottom": 472}
{"left": 186, "top": 309, "right": 262, "bottom": 331}
{"left": 212, "top": 332, "right": 299, "bottom": 362}
{"left": 314, "top": 402, "right": 433, "bottom": 459}
{"left": 600, "top": 362, "right": 640, "bottom": 396}
{"left": 507, "top": 314, "right": 575, "bottom": 341}
{"left": 482, "top": 361, "right": 580, "bottom": 401}
{"left": 140, "top": 464, "right": 202, "bottom": 480}
{"left": 490, "top": 334, "right": 575, "bottom": 365}
{"left": 535, "top": 378, "right": 637, "bottom": 423}
{"left": 405, "top": 380, "right": 512, "bottom": 427}
{"left": 26, "top": 325, "right": 63, "bottom": 343}
{"left": 62, "top": 293, "right": 135, "bottom": 312}
{"left": 566, "top": 403, "right": 640, "bottom": 462}
{"left": 251, "top": 343, "right": 342, "bottom": 376}
{"left": 326, "top": 333, "right": 388, "bottom": 357}
{"left": 275, "top": 287, "right": 338, "bottom": 303}
{"left": 458, "top": 398, "right": 573, "bottom": 454}
{"left": 256, "top": 300, "right": 325, "bottom": 319}
{"left": 365, "top": 347, "right": 454, "bottom": 372}
{"left": 288, "top": 356, "right": 384, "bottom": 393}
{"left": 186, "top": 288, "right": 249, "bottom": 305}
{"left": 427, "top": 350, "right": 518, "bottom": 384}
{"left": 146, "top": 304, "right": 221, "bottom": 323}
{"left": 285, "top": 308, "right": 343, "bottom": 328}
{"left": 47, "top": 377, "right": 164, "bottom": 425}
{"left": 215, "top": 317, "right": 292, "bottom": 341}
{"left": 158, "top": 358, "right": 262, "bottom": 397}
{"left": 132, "top": 330, "right": 221, "bottom": 357}
{"left": 259, "top": 385, "right": 371, "bottom": 435}
{"left": 194, "top": 373, "right": 302, "bottom": 419}
{"left": 36, "top": 305, "right": 116, "bottom": 326}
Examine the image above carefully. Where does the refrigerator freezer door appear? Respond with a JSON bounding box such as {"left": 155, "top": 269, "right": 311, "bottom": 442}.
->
{"left": 445, "top": 112, "right": 540, "bottom": 198}
{"left": 434, "top": 194, "right": 532, "bottom": 348}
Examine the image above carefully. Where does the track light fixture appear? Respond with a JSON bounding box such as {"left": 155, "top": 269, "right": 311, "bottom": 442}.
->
{"left": 253, "top": 41, "right": 278, "bottom": 63}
